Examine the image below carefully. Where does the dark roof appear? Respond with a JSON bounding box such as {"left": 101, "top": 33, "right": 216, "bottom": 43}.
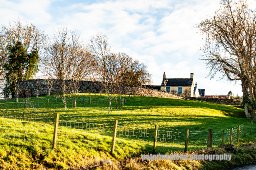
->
{"left": 164, "top": 78, "right": 193, "bottom": 86}
{"left": 142, "top": 85, "right": 161, "bottom": 90}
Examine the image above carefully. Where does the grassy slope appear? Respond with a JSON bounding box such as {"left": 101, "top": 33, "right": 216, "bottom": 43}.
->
{"left": 0, "top": 94, "right": 253, "bottom": 169}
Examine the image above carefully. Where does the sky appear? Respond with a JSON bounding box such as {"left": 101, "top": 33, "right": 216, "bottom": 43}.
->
{"left": 1, "top": 0, "right": 255, "bottom": 96}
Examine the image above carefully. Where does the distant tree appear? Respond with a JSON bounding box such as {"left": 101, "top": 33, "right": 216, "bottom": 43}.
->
{"left": 118, "top": 53, "right": 151, "bottom": 94}
{"left": 89, "top": 34, "right": 111, "bottom": 88}
{"left": 69, "top": 45, "right": 96, "bottom": 108}
{"left": 199, "top": 0, "right": 256, "bottom": 118}
{"left": 90, "top": 35, "right": 150, "bottom": 94}
{"left": 4, "top": 41, "right": 39, "bottom": 98}
{"left": 0, "top": 21, "right": 44, "bottom": 99}
{"left": 90, "top": 35, "right": 116, "bottom": 110}
{"left": 44, "top": 30, "right": 95, "bottom": 108}
{"left": 90, "top": 35, "right": 151, "bottom": 110}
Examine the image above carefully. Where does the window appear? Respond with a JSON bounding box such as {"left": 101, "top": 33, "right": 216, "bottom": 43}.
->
{"left": 166, "top": 86, "right": 170, "bottom": 92}
{"left": 178, "top": 86, "right": 182, "bottom": 94}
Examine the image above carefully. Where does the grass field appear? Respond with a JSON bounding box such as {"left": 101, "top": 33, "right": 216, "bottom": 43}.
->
{"left": 0, "top": 93, "right": 254, "bottom": 169}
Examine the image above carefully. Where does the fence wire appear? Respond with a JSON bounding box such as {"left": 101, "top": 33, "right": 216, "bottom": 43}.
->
{"left": 0, "top": 96, "right": 255, "bottom": 153}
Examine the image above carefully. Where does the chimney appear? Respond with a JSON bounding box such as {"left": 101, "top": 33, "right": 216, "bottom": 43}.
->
{"left": 190, "top": 73, "right": 194, "bottom": 79}
{"left": 163, "top": 72, "right": 166, "bottom": 79}
{"left": 161, "top": 72, "right": 167, "bottom": 86}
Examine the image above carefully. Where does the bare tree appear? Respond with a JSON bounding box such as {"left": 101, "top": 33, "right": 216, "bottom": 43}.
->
{"left": 42, "top": 66, "right": 55, "bottom": 106}
{"left": 90, "top": 35, "right": 151, "bottom": 110}
{"left": 89, "top": 35, "right": 113, "bottom": 110}
{"left": 69, "top": 46, "right": 96, "bottom": 108}
{"left": 44, "top": 29, "right": 95, "bottom": 109}
{"left": 44, "top": 30, "right": 72, "bottom": 109}
{"left": 89, "top": 34, "right": 111, "bottom": 84}
{"left": 199, "top": 0, "right": 256, "bottom": 118}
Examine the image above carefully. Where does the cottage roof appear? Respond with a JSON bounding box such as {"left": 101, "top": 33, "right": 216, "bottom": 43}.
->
{"left": 163, "top": 78, "right": 193, "bottom": 86}
{"left": 142, "top": 85, "right": 161, "bottom": 90}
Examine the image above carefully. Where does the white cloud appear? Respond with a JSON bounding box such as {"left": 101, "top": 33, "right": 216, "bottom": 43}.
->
{"left": 52, "top": 0, "right": 245, "bottom": 96}
{"left": 0, "top": 0, "right": 52, "bottom": 32}
{"left": 0, "top": 0, "right": 246, "bottom": 95}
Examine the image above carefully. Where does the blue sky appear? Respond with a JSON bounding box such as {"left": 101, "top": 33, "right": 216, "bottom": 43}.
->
{"left": 2, "top": 0, "right": 255, "bottom": 96}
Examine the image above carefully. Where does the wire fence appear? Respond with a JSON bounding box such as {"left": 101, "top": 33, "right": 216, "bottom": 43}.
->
{"left": 1, "top": 111, "right": 255, "bottom": 153}
{"left": 0, "top": 96, "right": 255, "bottom": 154}
{"left": 0, "top": 95, "right": 127, "bottom": 110}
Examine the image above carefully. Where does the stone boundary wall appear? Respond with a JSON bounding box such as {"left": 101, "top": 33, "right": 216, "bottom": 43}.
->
{"left": 17, "top": 79, "right": 181, "bottom": 99}
{"left": 17, "top": 79, "right": 104, "bottom": 97}
{"left": 185, "top": 97, "right": 242, "bottom": 106}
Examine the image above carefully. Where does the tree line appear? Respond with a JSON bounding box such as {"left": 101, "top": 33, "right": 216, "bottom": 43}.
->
{"left": 0, "top": 22, "right": 151, "bottom": 107}
{"left": 1, "top": 0, "right": 256, "bottom": 119}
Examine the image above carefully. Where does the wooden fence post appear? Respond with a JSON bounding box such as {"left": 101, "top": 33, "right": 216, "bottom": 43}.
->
{"left": 52, "top": 112, "right": 60, "bottom": 149}
{"left": 237, "top": 125, "right": 240, "bottom": 143}
{"left": 184, "top": 129, "right": 189, "bottom": 152}
{"left": 111, "top": 120, "right": 118, "bottom": 155}
{"left": 122, "top": 98, "right": 125, "bottom": 107}
{"left": 153, "top": 125, "right": 158, "bottom": 153}
{"left": 207, "top": 129, "right": 213, "bottom": 148}
{"left": 73, "top": 98, "right": 77, "bottom": 108}
{"left": 229, "top": 128, "right": 233, "bottom": 145}
{"left": 222, "top": 130, "right": 225, "bottom": 146}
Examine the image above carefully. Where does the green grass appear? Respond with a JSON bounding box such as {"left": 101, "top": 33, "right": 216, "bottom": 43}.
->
{"left": 0, "top": 93, "right": 254, "bottom": 169}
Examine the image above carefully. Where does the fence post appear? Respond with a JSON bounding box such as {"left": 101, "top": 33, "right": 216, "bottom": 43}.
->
{"left": 111, "top": 120, "right": 118, "bottom": 155}
{"left": 229, "top": 128, "right": 233, "bottom": 145}
{"left": 207, "top": 129, "right": 213, "bottom": 148}
{"left": 153, "top": 125, "right": 158, "bottom": 153}
{"left": 122, "top": 98, "right": 125, "bottom": 107}
{"left": 237, "top": 125, "right": 240, "bottom": 143}
{"left": 222, "top": 130, "right": 225, "bottom": 146}
{"left": 184, "top": 129, "right": 189, "bottom": 152}
{"left": 73, "top": 98, "right": 77, "bottom": 108}
{"left": 52, "top": 112, "right": 60, "bottom": 149}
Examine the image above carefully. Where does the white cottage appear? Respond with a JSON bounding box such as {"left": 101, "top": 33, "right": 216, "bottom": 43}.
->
{"left": 160, "top": 72, "right": 197, "bottom": 97}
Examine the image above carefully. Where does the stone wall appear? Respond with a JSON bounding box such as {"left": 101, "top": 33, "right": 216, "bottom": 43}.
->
{"left": 17, "top": 79, "right": 104, "bottom": 97}
{"left": 17, "top": 79, "right": 182, "bottom": 99}
{"left": 185, "top": 97, "right": 242, "bottom": 106}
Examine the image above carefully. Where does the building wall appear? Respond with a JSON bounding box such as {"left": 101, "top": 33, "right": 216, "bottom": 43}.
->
{"left": 160, "top": 86, "right": 166, "bottom": 92}
{"left": 170, "top": 86, "right": 192, "bottom": 96}
{"left": 161, "top": 85, "right": 193, "bottom": 97}
{"left": 191, "top": 81, "right": 196, "bottom": 97}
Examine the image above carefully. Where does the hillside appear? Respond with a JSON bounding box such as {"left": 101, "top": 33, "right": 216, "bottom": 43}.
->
{"left": 0, "top": 94, "right": 253, "bottom": 169}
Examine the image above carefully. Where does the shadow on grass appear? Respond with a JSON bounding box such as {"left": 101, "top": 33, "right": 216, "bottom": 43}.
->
{"left": 0, "top": 94, "right": 252, "bottom": 154}
{"left": 0, "top": 95, "right": 244, "bottom": 118}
